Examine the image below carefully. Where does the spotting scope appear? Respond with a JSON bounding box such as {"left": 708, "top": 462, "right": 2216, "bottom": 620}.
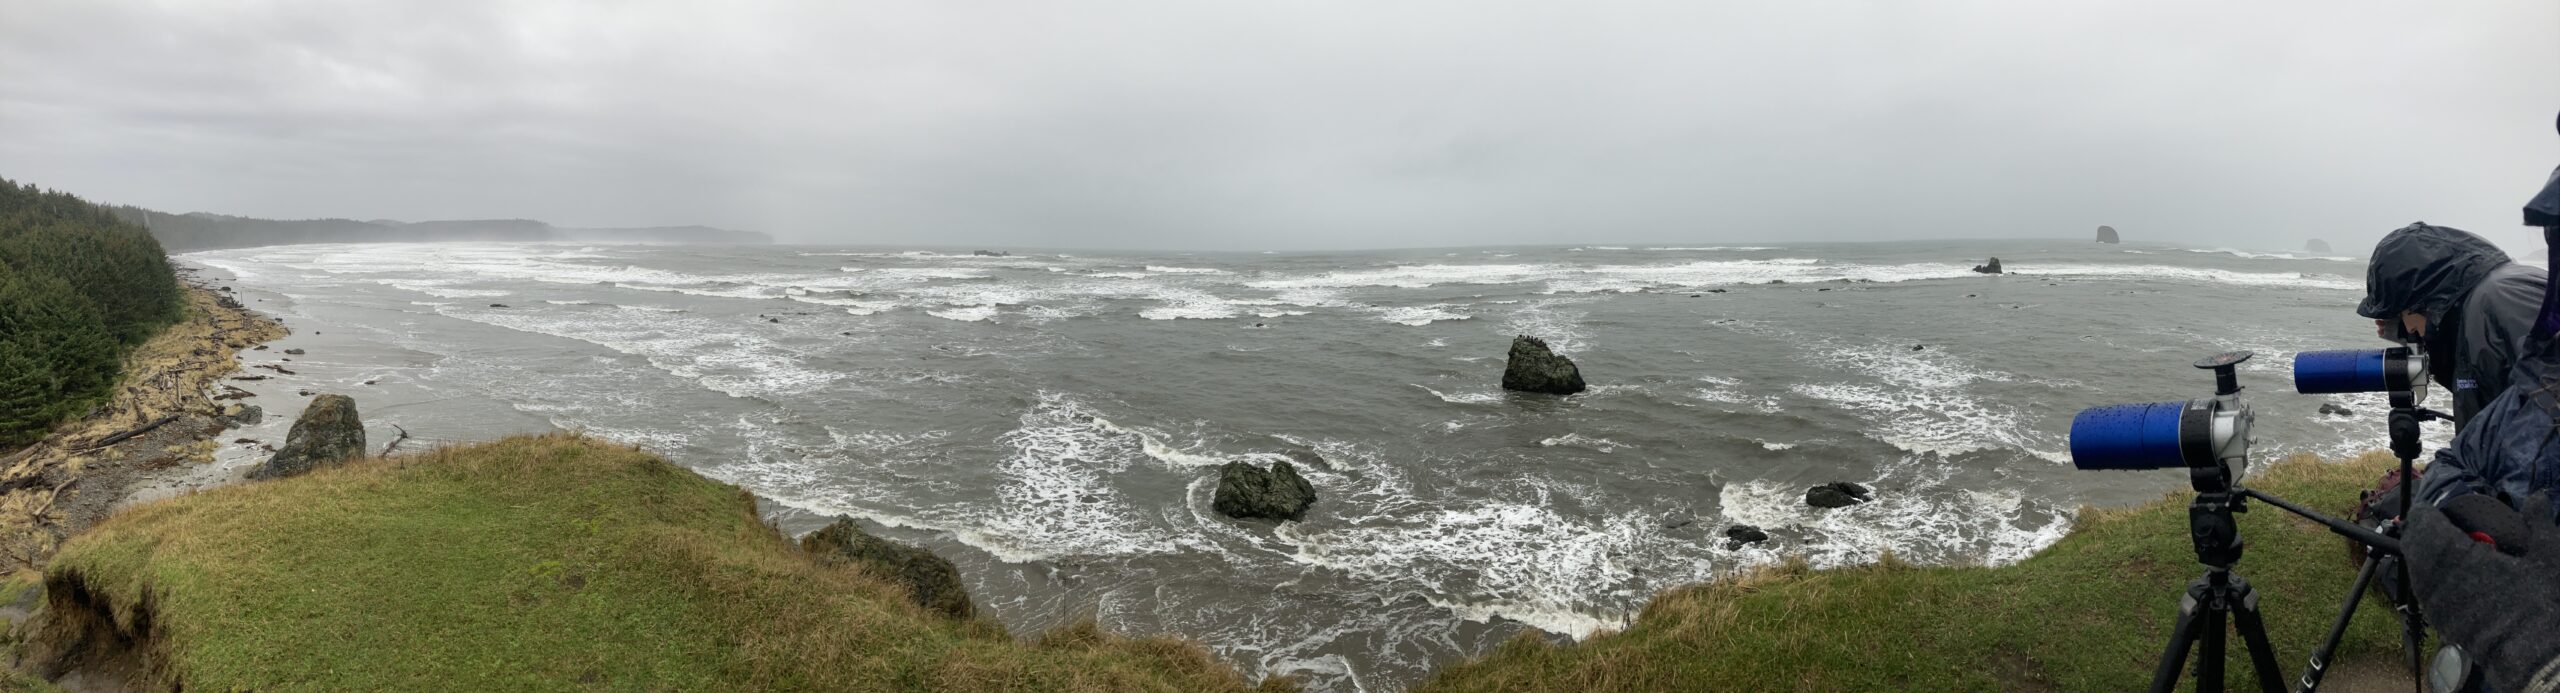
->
{"left": 2068, "top": 352, "right": 2254, "bottom": 472}
{"left": 2292, "top": 347, "right": 2427, "bottom": 396}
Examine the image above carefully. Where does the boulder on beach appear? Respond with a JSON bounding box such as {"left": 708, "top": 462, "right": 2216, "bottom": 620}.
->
{"left": 1213, "top": 460, "right": 1317, "bottom": 522}
{"left": 2095, "top": 225, "right": 2120, "bottom": 244}
{"left": 801, "top": 517, "right": 974, "bottom": 620}
{"left": 2305, "top": 238, "right": 2333, "bottom": 254}
{"left": 282, "top": 348, "right": 305, "bottom": 355}
{"left": 1501, "top": 335, "right": 1587, "bottom": 395}
{"left": 215, "top": 403, "right": 263, "bottom": 428}
{"left": 1806, "top": 481, "right": 1874, "bottom": 509}
{"left": 246, "top": 394, "right": 367, "bottom": 480}
{"left": 1724, "top": 524, "right": 1770, "bottom": 550}
{"left": 1971, "top": 257, "right": 2003, "bottom": 274}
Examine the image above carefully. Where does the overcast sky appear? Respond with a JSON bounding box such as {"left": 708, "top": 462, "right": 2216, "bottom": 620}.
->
{"left": 4, "top": 1, "right": 2555, "bottom": 251}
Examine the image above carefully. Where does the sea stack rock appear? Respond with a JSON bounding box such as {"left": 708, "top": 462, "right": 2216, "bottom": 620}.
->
{"left": 246, "top": 394, "right": 367, "bottom": 480}
{"left": 801, "top": 517, "right": 974, "bottom": 620}
{"left": 1971, "top": 257, "right": 2003, "bottom": 274}
{"left": 2305, "top": 238, "right": 2333, "bottom": 254}
{"left": 1805, "top": 481, "right": 1874, "bottom": 509}
{"left": 2095, "top": 225, "right": 2121, "bottom": 244}
{"left": 1213, "top": 460, "right": 1318, "bottom": 521}
{"left": 1501, "top": 335, "right": 1587, "bottom": 395}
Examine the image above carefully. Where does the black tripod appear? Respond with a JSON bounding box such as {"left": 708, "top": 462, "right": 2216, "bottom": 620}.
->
{"left": 2150, "top": 486, "right": 2287, "bottom": 693}
{"left": 2142, "top": 353, "right": 2412, "bottom": 693}
{"left": 2295, "top": 371, "right": 2444, "bottom": 692}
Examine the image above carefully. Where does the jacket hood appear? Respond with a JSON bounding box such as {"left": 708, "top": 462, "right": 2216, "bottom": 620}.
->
{"left": 2357, "top": 222, "right": 2512, "bottom": 323}
{"left": 2528, "top": 164, "right": 2560, "bottom": 227}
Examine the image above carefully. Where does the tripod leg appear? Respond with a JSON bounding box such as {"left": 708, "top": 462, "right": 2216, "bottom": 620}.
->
{"left": 2227, "top": 582, "right": 2286, "bottom": 693}
{"left": 2296, "top": 556, "right": 2380, "bottom": 692}
{"left": 2152, "top": 588, "right": 2208, "bottom": 693}
{"left": 2201, "top": 603, "right": 2229, "bottom": 692}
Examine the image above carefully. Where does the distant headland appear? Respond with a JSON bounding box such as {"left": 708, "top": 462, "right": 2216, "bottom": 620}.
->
{"left": 108, "top": 206, "right": 771, "bottom": 251}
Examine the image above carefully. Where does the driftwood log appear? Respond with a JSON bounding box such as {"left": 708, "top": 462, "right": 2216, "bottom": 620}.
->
{"left": 379, "top": 424, "right": 412, "bottom": 456}
{"left": 88, "top": 413, "right": 180, "bottom": 450}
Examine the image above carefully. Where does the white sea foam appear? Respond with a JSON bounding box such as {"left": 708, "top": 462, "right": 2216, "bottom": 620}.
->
{"left": 1416, "top": 385, "right": 1503, "bottom": 405}
{"left": 1500, "top": 300, "right": 1591, "bottom": 354}
{"left": 927, "top": 305, "right": 998, "bottom": 322}
{"left": 953, "top": 393, "right": 1182, "bottom": 562}
{"left": 2007, "top": 264, "right": 2359, "bottom": 291}
{"left": 1718, "top": 456, "right": 2074, "bottom": 570}
{"left": 1277, "top": 497, "right": 1692, "bottom": 638}
{"left": 435, "top": 304, "right": 840, "bottom": 399}
{"left": 1790, "top": 341, "right": 2065, "bottom": 460}
{"left": 2182, "top": 247, "right": 2358, "bottom": 262}
{"left": 1146, "top": 265, "right": 1227, "bottom": 274}
{"left": 1538, "top": 433, "right": 1629, "bottom": 453}
{"left": 1378, "top": 305, "right": 1471, "bottom": 326}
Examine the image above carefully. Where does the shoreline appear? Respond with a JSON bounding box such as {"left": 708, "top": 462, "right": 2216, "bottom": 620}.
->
{"left": 0, "top": 271, "right": 287, "bottom": 576}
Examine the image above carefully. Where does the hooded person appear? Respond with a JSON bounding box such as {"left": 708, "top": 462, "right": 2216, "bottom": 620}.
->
{"left": 2400, "top": 121, "right": 2560, "bottom": 693}
{"left": 2358, "top": 222, "right": 2549, "bottom": 427}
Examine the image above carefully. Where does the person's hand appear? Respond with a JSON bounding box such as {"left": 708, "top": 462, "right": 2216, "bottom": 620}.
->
{"left": 2406, "top": 492, "right": 2560, "bottom": 692}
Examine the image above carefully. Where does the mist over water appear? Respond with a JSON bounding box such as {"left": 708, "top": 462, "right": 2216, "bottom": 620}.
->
{"left": 189, "top": 239, "right": 2441, "bottom": 690}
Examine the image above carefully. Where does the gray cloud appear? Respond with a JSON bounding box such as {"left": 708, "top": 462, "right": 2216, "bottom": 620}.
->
{"left": 3, "top": 0, "right": 2555, "bottom": 251}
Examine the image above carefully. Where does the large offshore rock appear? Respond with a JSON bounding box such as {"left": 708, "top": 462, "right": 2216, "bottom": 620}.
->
{"left": 801, "top": 518, "right": 974, "bottom": 620}
{"left": 246, "top": 395, "right": 367, "bottom": 480}
{"left": 1213, "top": 460, "right": 1317, "bottom": 522}
{"left": 1500, "top": 335, "right": 1587, "bottom": 395}
{"left": 1971, "top": 257, "right": 2003, "bottom": 274}
{"left": 2095, "top": 225, "right": 2121, "bottom": 244}
{"left": 2305, "top": 238, "right": 2333, "bottom": 254}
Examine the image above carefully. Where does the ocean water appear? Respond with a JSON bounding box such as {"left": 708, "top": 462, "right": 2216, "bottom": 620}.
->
{"left": 184, "top": 239, "right": 2439, "bottom": 690}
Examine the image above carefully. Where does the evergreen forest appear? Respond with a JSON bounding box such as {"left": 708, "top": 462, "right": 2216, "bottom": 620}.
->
{"left": 0, "top": 177, "right": 185, "bottom": 448}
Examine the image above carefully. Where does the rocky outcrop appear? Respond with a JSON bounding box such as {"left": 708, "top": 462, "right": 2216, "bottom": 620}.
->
{"left": 2305, "top": 238, "right": 2333, "bottom": 254}
{"left": 282, "top": 348, "right": 305, "bottom": 355}
{"left": 972, "top": 250, "right": 1010, "bottom": 257}
{"left": 1723, "top": 524, "right": 1770, "bottom": 550}
{"left": 1971, "top": 257, "right": 2003, "bottom": 274}
{"left": 2320, "top": 402, "right": 2354, "bottom": 417}
{"left": 214, "top": 404, "right": 262, "bottom": 428}
{"left": 1806, "top": 481, "right": 1873, "bottom": 509}
{"left": 1213, "top": 460, "right": 1317, "bottom": 521}
{"left": 801, "top": 518, "right": 974, "bottom": 620}
{"left": 2095, "top": 225, "right": 2120, "bottom": 244}
{"left": 245, "top": 395, "right": 367, "bottom": 480}
{"left": 1500, "top": 335, "right": 1587, "bottom": 395}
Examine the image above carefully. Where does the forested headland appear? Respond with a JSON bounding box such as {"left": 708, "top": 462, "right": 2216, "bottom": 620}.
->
{"left": 110, "top": 207, "right": 772, "bottom": 251}
{"left": 0, "top": 179, "right": 187, "bottom": 448}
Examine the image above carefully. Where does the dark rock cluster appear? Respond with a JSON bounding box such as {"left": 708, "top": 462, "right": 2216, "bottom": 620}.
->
{"left": 2095, "top": 225, "right": 2120, "bottom": 243}
{"left": 1971, "top": 257, "right": 2003, "bottom": 274}
{"left": 801, "top": 517, "right": 975, "bottom": 620}
{"left": 1723, "top": 524, "right": 1770, "bottom": 550}
{"left": 1805, "top": 481, "right": 1874, "bottom": 509}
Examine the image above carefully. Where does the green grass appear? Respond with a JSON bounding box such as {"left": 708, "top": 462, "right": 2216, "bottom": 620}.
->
{"left": 1422, "top": 452, "right": 2417, "bottom": 692}
{"left": 34, "top": 433, "right": 1287, "bottom": 692}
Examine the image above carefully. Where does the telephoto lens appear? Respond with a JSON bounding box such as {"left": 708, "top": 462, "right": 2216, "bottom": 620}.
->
{"left": 2068, "top": 400, "right": 2208, "bottom": 470}
{"left": 2293, "top": 348, "right": 2423, "bottom": 394}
